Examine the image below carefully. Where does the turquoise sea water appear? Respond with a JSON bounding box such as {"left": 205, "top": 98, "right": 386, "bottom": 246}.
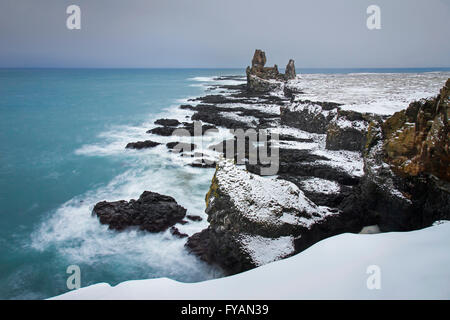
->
{"left": 1, "top": 67, "right": 449, "bottom": 300}
{"left": 0, "top": 68, "right": 242, "bottom": 299}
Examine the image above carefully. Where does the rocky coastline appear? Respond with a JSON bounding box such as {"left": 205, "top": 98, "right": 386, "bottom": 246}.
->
{"left": 91, "top": 50, "right": 450, "bottom": 276}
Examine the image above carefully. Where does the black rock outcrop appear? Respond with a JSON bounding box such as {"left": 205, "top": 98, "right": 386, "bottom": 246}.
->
{"left": 93, "top": 191, "right": 187, "bottom": 232}
{"left": 246, "top": 49, "right": 296, "bottom": 92}
{"left": 125, "top": 140, "right": 161, "bottom": 149}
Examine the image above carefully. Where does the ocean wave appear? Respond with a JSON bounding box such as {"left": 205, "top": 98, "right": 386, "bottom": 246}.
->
{"left": 187, "top": 76, "right": 216, "bottom": 82}
{"left": 30, "top": 90, "right": 233, "bottom": 284}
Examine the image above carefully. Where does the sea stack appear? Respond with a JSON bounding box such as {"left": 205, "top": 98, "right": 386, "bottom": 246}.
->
{"left": 285, "top": 59, "right": 296, "bottom": 80}
{"left": 246, "top": 49, "right": 296, "bottom": 92}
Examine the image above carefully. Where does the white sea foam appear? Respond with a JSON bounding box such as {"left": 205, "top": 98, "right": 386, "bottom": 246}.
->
{"left": 31, "top": 77, "right": 236, "bottom": 283}
{"left": 187, "top": 76, "right": 216, "bottom": 82}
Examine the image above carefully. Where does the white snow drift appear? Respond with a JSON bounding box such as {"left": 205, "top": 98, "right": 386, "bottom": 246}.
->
{"left": 53, "top": 222, "right": 450, "bottom": 300}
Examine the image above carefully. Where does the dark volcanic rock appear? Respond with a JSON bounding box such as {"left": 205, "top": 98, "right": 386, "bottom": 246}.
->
{"left": 186, "top": 228, "right": 255, "bottom": 274}
{"left": 180, "top": 122, "right": 219, "bottom": 136}
{"left": 187, "top": 215, "right": 203, "bottom": 222}
{"left": 189, "top": 159, "right": 217, "bottom": 168}
{"left": 186, "top": 160, "right": 363, "bottom": 275}
{"left": 190, "top": 104, "right": 278, "bottom": 130}
{"left": 283, "top": 85, "right": 304, "bottom": 100}
{"left": 382, "top": 78, "right": 449, "bottom": 181}
{"left": 93, "top": 191, "right": 187, "bottom": 232}
{"left": 190, "top": 95, "right": 236, "bottom": 104}
{"left": 325, "top": 110, "right": 374, "bottom": 152}
{"left": 245, "top": 49, "right": 296, "bottom": 92}
{"left": 147, "top": 126, "right": 176, "bottom": 136}
{"left": 280, "top": 100, "right": 341, "bottom": 134}
{"left": 285, "top": 59, "right": 296, "bottom": 80}
{"left": 170, "top": 226, "right": 188, "bottom": 238}
{"left": 154, "top": 119, "right": 181, "bottom": 127}
{"left": 279, "top": 134, "right": 314, "bottom": 143}
{"left": 166, "top": 142, "right": 197, "bottom": 152}
{"left": 125, "top": 140, "right": 161, "bottom": 149}
{"left": 179, "top": 104, "right": 196, "bottom": 110}
{"left": 279, "top": 175, "right": 353, "bottom": 208}
{"left": 340, "top": 79, "right": 450, "bottom": 232}
{"left": 246, "top": 148, "right": 360, "bottom": 186}
{"left": 148, "top": 122, "right": 218, "bottom": 137}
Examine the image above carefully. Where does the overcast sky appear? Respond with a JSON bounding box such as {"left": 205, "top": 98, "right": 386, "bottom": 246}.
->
{"left": 1, "top": 0, "right": 449, "bottom": 68}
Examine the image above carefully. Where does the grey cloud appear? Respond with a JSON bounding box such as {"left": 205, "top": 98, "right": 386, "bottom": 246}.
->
{"left": 0, "top": 0, "right": 449, "bottom": 68}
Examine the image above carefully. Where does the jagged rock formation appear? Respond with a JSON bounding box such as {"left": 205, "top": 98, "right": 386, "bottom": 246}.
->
{"left": 280, "top": 100, "right": 341, "bottom": 134}
{"left": 147, "top": 121, "right": 218, "bottom": 136}
{"left": 326, "top": 110, "right": 378, "bottom": 152}
{"left": 186, "top": 75, "right": 450, "bottom": 275}
{"left": 246, "top": 49, "right": 296, "bottom": 92}
{"left": 340, "top": 79, "right": 450, "bottom": 231}
{"left": 285, "top": 59, "right": 296, "bottom": 80}
{"left": 119, "top": 52, "right": 448, "bottom": 277}
{"left": 280, "top": 100, "right": 385, "bottom": 152}
{"left": 383, "top": 79, "right": 449, "bottom": 181}
{"left": 186, "top": 159, "right": 362, "bottom": 274}
{"left": 93, "top": 191, "right": 187, "bottom": 232}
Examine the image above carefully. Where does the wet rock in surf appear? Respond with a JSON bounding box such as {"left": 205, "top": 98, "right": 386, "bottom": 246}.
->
{"left": 187, "top": 215, "right": 203, "bottom": 222}
{"left": 147, "top": 122, "right": 218, "bottom": 137}
{"left": 93, "top": 191, "right": 187, "bottom": 233}
{"left": 166, "top": 142, "right": 197, "bottom": 152}
{"left": 154, "top": 118, "right": 181, "bottom": 127}
{"left": 125, "top": 140, "right": 161, "bottom": 149}
{"left": 170, "top": 226, "right": 188, "bottom": 238}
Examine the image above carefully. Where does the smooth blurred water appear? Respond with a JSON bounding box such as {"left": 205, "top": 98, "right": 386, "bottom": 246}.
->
{"left": 0, "top": 68, "right": 242, "bottom": 299}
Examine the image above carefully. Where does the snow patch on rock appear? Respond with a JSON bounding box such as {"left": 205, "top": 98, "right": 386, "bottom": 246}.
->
{"left": 239, "top": 234, "right": 295, "bottom": 266}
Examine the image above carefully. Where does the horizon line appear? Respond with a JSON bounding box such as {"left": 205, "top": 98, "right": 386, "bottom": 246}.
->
{"left": 1, "top": 66, "right": 450, "bottom": 70}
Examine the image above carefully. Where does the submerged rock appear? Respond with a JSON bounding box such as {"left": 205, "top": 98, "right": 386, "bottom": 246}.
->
{"left": 93, "top": 191, "right": 187, "bottom": 233}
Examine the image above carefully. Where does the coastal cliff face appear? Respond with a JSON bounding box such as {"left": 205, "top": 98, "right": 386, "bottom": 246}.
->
{"left": 383, "top": 78, "right": 449, "bottom": 181}
{"left": 186, "top": 159, "right": 363, "bottom": 273}
{"left": 339, "top": 79, "right": 450, "bottom": 232}
{"left": 186, "top": 61, "right": 450, "bottom": 274}
{"left": 98, "top": 49, "right": 449, "bottom": 277}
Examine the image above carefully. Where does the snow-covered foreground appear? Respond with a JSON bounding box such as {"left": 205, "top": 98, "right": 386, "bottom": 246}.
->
{"left": 53, "top": 222, "right": 450, "bottom": 300}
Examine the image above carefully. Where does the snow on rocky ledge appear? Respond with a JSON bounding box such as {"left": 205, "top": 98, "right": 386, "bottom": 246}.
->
{"left": 213, "top": 159, "right": 339, "bottom": 228}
